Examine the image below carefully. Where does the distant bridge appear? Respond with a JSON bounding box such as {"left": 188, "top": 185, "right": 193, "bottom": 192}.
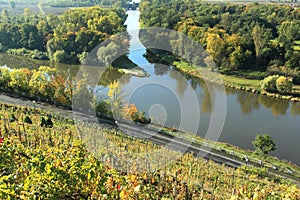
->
{"left": 126, "top": 2, "right": 140, "bottom": 10}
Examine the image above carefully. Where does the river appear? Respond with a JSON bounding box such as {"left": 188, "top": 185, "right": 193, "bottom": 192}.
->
{"left": 122, "top": 10, "right": 300, "bottom": 166}
{"left": 0, "top": 10, "right": 299, "bottom": 166}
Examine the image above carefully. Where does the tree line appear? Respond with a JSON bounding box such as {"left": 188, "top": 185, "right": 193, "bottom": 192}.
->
{"left": 0, "top": 0, "right": 128, "bottom": 8}
{"left": 0, "top": 6, "right": 128, "bottom": 64}
{"left": 40, "top": 0, "right": 128, "bottom": 8}
{"left": 140, "top": 0, "right": 300, "bottom": 83}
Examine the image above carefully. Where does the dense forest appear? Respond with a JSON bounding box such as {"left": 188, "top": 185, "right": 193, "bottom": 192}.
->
{"left": 0, "top": 6, "right": 127, "bottom": 64}
{"left": 140, "top": 0, "right": 300, "bottom": 83}
{"left": 1, "top": 0, "right": 128, "bottom": 7}
{"left": 41, "top": 0, "right": 128, "bottom": 7}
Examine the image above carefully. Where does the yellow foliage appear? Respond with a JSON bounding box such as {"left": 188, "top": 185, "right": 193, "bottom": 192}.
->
{"left": 120, "top": 188, "right": 129, "bottom": 200}
{"left": 206, "top": 33, "right": 225, "bottom": 63}
{"left": 108, "top": 81, "right": 121, "bottom": 100}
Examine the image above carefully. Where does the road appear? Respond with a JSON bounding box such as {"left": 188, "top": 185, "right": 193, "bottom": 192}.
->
{"left": 0, "top": 91, "right": 299, "bottom": 184}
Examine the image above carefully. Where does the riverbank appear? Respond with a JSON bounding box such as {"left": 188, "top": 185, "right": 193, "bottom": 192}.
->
{"left": 0, "top": 89, "right": 299, "bottom": 182}
{"left": 149, "top": 50, "right": 300, "bottom": 103}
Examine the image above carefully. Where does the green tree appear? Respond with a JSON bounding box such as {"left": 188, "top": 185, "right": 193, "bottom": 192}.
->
{"left": 278, "top": 21, "right": 300, "bottom": 66}
{"left": 252, "top": 134, "right": 276, "bottom": 155}
{"left": 251, "top": 25, "right": 272, "bottom": 67}
{"left": 97, "top": 42, "right": 120, "bottom": 66}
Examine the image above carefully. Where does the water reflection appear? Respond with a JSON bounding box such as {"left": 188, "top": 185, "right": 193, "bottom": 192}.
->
{"left": 198, "top": 81, "right": 213, "bottom": 113}
{"left": 153, "top": 63, "right": 168, "bottom": 76}
{"left": 236, "top": 91, "right": 260, "bottom": 114}
{"left": 169, "top": 69, "right": 188, "bottom": 98}
{"left": 257, "top": 95, "right": 289, "bottom": 116}
{"left": 291, "top": 103, "right": 300, "bottom": 115}
{"left": 98, "top": 68, "right": 123, "bottom": 86}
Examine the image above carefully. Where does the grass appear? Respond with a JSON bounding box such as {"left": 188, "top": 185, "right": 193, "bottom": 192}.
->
{"left": 173, "top": 61, "right": 197, "bottom": 72}
{"left": 220, "top": 74, "right": 261, "bottom": 89}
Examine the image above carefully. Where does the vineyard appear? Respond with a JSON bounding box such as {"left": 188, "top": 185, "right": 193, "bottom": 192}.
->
{"left": 0, "top": 102, "right": 299, "bottom": 199}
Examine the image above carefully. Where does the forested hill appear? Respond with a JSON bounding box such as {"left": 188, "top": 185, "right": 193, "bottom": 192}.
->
{"left": 140, "top": 0, "right": 300, "bottom": 83}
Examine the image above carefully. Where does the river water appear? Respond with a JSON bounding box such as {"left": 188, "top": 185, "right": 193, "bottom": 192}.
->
{"left": 1, "top": 10, "right": 299, "bottom": 166}
{"left": 122, "top": 10, "right": 300, "bottom": 166}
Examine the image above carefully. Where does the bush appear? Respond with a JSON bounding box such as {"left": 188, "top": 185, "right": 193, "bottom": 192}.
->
{"left": 6, "top": 48, "right": 49, "bottom": 60}
{"left": 24, "top": 116, "right": 33, "bottom": 124}
{"left": 31, "top": 50, "right": 48, "bottom": 60}
{"left": 53, "top": 50, "right": 68, "bottom": 63}
{"left": 260, "top": 75, "right": 279, "bottom": 92}
{"left": 0, "top": 67, "right": 11, "bottom": 86}
{"left": 78, "top": 51, "right": 89, "bottom": 64}
{"left": 276, "top": 76, "right": 293, "bottom": 94}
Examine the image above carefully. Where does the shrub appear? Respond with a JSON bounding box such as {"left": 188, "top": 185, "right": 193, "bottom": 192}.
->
{"left": 53, "top": 50, "right": 68, "bottom": 63}
{"left": 276, "top": 76, "right": 293, "bottom": 94}
{"left": 31, "top": 50, "right": 48, "bottom": 60}
{"left": 24, "top": 116, "right": 33, "bottom": 124}
{"left": 78, "top": 51, "right": 89, "bottom": 64}
{"left": 40, "top": 117, "right": 47, "bottom": 127}
{"left": 46, "top": 117, "right": 53, "bottom": 128}
{"left": 260, "top": 75, "right": 279, "bottom": 92}
{"left": 0, "top": 67, "right": 11, "bottom": 86}
{"left": 6, "top": 48, "right": 48, "bottom": 60}
{"left": 9, "top": 114, "right": 17, "bottom": 122}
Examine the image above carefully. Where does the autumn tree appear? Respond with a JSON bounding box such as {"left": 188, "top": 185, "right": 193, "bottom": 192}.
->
{"left": 206, "top": 33, "right": 225, "bottom": 67}
{"left": 29, "top": 66, "right": 56, "bottom": 97}
{"left": 122, "top": 103, "right": 138, "bottom": 119}
{"left": 107, "top": 81, "right": 123, "bottom": 119}
{"left": 0, "top": 67, "right": 11, "bottom": 86}
{"left": 9, "top": 68, "right": 32, "bottom": 92}
{"left": 260, "top": 75, "right": 279, "bottom": 93}
{"left": 276, "top": 76, "right": 293, "bottom": 94}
